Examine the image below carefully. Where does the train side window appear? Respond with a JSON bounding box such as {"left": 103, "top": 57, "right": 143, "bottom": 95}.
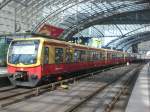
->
{"left": 94, "top": 51, "right": 98, "bottom": 61}
{"left": 90, "top": 51, "right": 93, "bottom": 61}
{"left": 87, "top": 51, "right": 90, "bottom": 61}
{"left": 74, "top": 50, "right": 85, "bottom": 62}
{"left": 96, "top": 52, "right": 99, "bottom": 60}
{"left": 112, "top": 53, "right": 116, "bottom": 59}
{"left": 81, "top": 50, "right": 86, "bottom": 62}
{"left": 102, "top": 52, "right": 105, "bottom": 60}
{"left": 65, "top": 48, "right": 73, "bottom": 63}
{"left": 99, "top": 52, "right": 102, "bottom": 60}
{"left": 122, "top": 54, "right": 124, "bottom": 58}
{"left": 74, "top": 50, "right": 79, "bottom": 62}
{"left": 44, "top": 47, "right": 49, "bottom": 64}
{"left": 93, "top": 51, "right": 96, "bottom": 61}
{"left": 55, "top": 48, "right": 64, "bottom": 64}
{"left": 107, "top": 52, "right": 111, "bottom": 60}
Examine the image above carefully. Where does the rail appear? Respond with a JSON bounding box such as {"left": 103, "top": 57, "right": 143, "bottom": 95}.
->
{"left": 0, "top": 64, "right": 133, "bottom": 108}
{"left": 64, "top": 66, "right": 142, "bottom": 112}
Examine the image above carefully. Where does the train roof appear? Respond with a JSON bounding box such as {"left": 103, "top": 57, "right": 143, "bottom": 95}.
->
{"left": 12, "top": 36, "right": 107, "bottom": 51}
{"left": 11, "top": 34, "right": 128, "bottom": 53}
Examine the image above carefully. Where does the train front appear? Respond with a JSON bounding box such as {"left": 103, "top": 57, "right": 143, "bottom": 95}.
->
{"left": 7, "top": 38, "right": 42, "bottom": 87}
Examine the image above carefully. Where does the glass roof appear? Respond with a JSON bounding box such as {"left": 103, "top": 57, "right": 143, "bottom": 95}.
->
{"left": 0, "top": 0, "right": 150, "bottom": 50}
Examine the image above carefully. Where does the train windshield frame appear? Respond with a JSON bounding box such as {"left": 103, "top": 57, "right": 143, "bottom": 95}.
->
{"left": 8, "top": 40, "right": 40, "bottom": 65}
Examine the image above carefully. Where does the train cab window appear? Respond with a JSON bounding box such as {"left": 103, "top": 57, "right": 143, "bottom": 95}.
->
{"left": 55, "top": 48, "right": 64, "bottom": 64}
{"left": 44, "top": 47, "right": 49, "bottom": 64}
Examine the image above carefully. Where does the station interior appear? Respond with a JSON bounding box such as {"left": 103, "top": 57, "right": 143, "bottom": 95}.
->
{"left": 0, "top": 0, "right": 150, "bottom": 112}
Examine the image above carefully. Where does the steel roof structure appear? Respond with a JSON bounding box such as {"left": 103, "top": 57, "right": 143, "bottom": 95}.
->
{"left": 0, "top": 0, "right": 150, "bottom": 51}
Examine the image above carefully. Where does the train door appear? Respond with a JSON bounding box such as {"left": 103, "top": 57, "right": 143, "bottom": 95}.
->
{"left": 107, "top": 51, "right": 112, "bottom": 65}
{"left": 44, "top": 46, "right": 49, "bottom": 64}
{"left": 104, "top": 50, "right": 107, "bottom": 65}
{"left": 43, "top": 46, "right": 50, "bottom": 76}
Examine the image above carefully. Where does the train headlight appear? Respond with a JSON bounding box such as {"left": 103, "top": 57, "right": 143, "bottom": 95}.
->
{"left": 20, "top": 68, "right": 24, "bottom": 71}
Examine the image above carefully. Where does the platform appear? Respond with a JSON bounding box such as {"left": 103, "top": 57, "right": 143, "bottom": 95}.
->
{"left": 125, "top": 63, "right": 150, "bottom": 112}
{"left": 0, "top": 67, "right": 8, "bottom": 77}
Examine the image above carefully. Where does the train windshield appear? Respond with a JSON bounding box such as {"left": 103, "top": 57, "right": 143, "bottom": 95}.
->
{"left": 8, "top": 40, "right": 40, "bottom": 65}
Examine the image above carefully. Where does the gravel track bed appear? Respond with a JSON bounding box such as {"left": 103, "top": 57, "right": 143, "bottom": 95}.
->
{"left": 0, "top": 64, "right": 140, "bottom": 112}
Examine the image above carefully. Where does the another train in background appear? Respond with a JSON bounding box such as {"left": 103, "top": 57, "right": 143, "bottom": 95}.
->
{"left": 0, "top": 37, "right": 12, "bottom": 66}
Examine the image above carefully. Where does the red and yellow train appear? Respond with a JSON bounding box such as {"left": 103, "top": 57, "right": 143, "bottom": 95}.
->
{"left": 7, "top": 36, "right": 134, "bottom": 87}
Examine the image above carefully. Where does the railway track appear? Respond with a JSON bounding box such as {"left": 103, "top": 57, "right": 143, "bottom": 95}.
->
{"left": 0, "top": 86, "right": 16, "bottom": 93}
{"left": 103, "top": 71, "right": 138, "bottom": 112}
{"left": 0, "top": 64, "right": 141, "bottom": 109}
{"left": 63, "top": 66, "right": 141, "bottom": 112}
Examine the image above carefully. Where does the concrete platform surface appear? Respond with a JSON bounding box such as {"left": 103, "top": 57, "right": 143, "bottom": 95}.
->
{"left": 125, "top": 63, "right": 150, "bottom": 112}
{"left": 0, "top": 67, "right": 8, "bottom": 77}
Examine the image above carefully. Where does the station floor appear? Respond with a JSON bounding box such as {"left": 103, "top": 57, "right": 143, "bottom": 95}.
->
{"left": 125, "top": 63, "right": 150, "bottom": 112}
{"left": 0, "top": 67, "right": 7, "bottom": 77}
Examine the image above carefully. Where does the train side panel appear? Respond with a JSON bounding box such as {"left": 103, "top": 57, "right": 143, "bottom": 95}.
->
{"left": 7, "top": 37, "right": 134, "bottom": 87}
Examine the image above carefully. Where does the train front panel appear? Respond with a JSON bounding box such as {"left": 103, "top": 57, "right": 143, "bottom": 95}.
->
{"left": 7, "top": 38, "right": 43, "bottom": 87}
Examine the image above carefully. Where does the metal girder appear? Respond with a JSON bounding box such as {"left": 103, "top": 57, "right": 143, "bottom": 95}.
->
{"left": 68, "top": 4, "right": 105, "bottom": 37}
{"left": 124, "top": 38, "right": 150, "bottom": 51}
{"left": 122, "top": 34, "right": 150, "bottom": 49}
{"left": 32, "top": 1, "right": 137, "bottom": 32}
{"left": 32, "top": 0, "right": 91, "bottom": 32}
{"left": 61, "top": 3, "right": 131, "bottom": 40}
{"left": 60, "top": 2, "right": 150, "bottom": 40}
{"left": 0, "top": 0, "right": 12, "bottom": 10}
{"left": 102, "top": 2, "right": 124, "bottom": 36}
{"left": 99, "top": 8, "right": 150, "bottom": 24}
{"left": 115, "top": 31, "right": 150, "bottom": 49}
{"left": 117, "top": 31, "right": 150, "bottom": 51}
{"left": 13, "top": 0, "right": 28, "bottom": 7}
{"left": 105, "top": 24, "right": 150, "bottom": 47}
{"left": 92, "top": 26, "right": 104, "bottom": 37}
{"left": 20, "top": 0, "right": 60, "bottom": 22}
{"left": 0, "top": 0, "right": 150, "bottom": 42}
